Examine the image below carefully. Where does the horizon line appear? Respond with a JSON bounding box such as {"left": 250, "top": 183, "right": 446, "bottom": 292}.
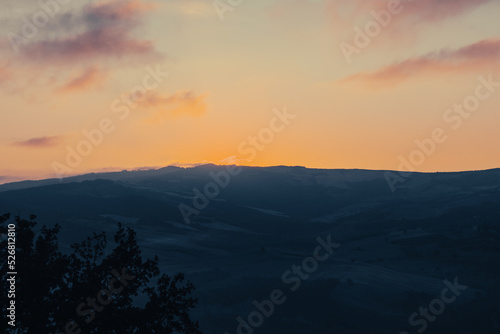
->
{"left": 1, "top": 164, "right": 500, "bottom": 187}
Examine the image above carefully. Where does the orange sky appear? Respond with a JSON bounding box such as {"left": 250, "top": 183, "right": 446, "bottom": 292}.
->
{"left": 1, "top": 0, "right": 500, "bottom": 184}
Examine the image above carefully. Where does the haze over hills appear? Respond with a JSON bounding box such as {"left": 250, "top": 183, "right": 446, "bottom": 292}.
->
{"left": 1, "top": 165, "right": 499, "bottom": 333}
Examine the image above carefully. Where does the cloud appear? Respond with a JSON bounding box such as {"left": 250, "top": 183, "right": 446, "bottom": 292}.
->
{"left": 0, "top": 0, "right": 162, "bottom": 95}
{"left": 440, "top": 38, "right": 500, "bottom": 60}
{"left": 268, "top": 0, "right": 493, "bottom": 25}
{"left": 329, "top": 0, "right": 493, "bottom": 28}
{"left": 394, "top": 0, "right": 492, "bottom": 23}
{"left": 166, "top": 0, "right": 214, "bottom": 17}
{"left": 142, "top": 90, "right": 208, "bottom": 122}
{"left": 326, "top": 0, "right": 496, "bottom": 51}
{"left": 56, "top": 66, "right": 107, "bottom": 92}
{"left": 340, "top": 38, "right": 500, "bottom": 86}
{"left": 17, "top": 0, "right": 160, "bottom": 64}
{"left": 168, "top": 161, "right": 214, "bottom": 168}
{"left": 13, "top": 136, "right": 63, "bottom": 148}
{"left": 0, "top": 64, "right": 10, "bottom": 84}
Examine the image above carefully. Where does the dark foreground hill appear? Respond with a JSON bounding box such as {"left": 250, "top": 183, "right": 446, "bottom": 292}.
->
{"left": 1, "top": 165, "right": 499, "bottom": 333}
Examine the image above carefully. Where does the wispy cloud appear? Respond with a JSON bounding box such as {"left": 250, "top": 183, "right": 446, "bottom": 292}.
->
{"left": 142, "top": 90, "right": 209, "bottom": 122}
{"left": 13, "top": 136, "right": 63, "bottom": 148}
{"left": 56, "top": 66, "right": 107, "bottom": 93}
{"left": 328, "top": 0, "right": 493, "bottom": 29}
{"left": 340, "top": 38, "right": 500, "bottom": 86}
{"left": 0, "top": 62, "right": 11, "bottom": 84}
{"left": 168, "top": 0, "right": 214, "bottom": 17}
{"left": 393, "top": 0, "right": 492, "bottom": 23}
{"left": 19, "top": 0, "right": 159, "bottom": 64}
{"left": 0, "top": 0, "right": 163, "bottom": 95}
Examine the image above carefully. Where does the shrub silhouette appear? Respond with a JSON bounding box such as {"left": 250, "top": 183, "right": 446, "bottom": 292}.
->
{"left": 0, "top": 213, "right": 202, "bottom": 334}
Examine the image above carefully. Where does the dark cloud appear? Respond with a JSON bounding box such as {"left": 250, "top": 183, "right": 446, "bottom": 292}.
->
{"left": 18, "top": 0, "right": 160, "bottom": 63}
{"left": 13, "top": 136, "right": 63, "bottom": 148}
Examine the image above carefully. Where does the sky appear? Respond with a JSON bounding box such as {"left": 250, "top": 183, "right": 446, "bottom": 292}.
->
{"left": 1, "top": 0, "right": 500, "bottom": 183}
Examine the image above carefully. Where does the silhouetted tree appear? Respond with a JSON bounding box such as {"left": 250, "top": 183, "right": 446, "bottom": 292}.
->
{"left": 0, "top": 213, "right": 202, "bottom": 333}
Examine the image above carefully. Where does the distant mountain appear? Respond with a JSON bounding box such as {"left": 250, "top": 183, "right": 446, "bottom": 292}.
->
{"left": 1, "top": 165, "right": 499, "bottom": 333}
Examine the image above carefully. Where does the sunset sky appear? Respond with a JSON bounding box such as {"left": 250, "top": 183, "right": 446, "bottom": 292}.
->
{"left": 1, "top": 0, "right": 500, "bottom": 183}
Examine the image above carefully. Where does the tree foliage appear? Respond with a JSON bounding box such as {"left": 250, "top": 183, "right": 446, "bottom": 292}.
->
{"left": 0, "top": 213, "right": 202, "bottom": 334}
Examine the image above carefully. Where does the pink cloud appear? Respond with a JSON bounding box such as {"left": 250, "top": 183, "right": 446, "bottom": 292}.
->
{"left": 340, "top": 38, "right": 500, "bottom": 86}
{"left": 89, "top": 0, "right": 155, "bottom": 20}
{"left": 0, "top": 65, "right": 10, "bottom": 84}
{"left": 439, "top": 39, "right": 500, "bottom": 60}
{"left": 0, "top": 0, "right": 162, "bottom": 95}
{"left": 329, "top": 0, "right": 493, "bottom": 27}
{"left": 396, "top": 0, "right": 492, "bottom": 23}
{"left": 56, "top": 66, "right": 107, "bottom": 93}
